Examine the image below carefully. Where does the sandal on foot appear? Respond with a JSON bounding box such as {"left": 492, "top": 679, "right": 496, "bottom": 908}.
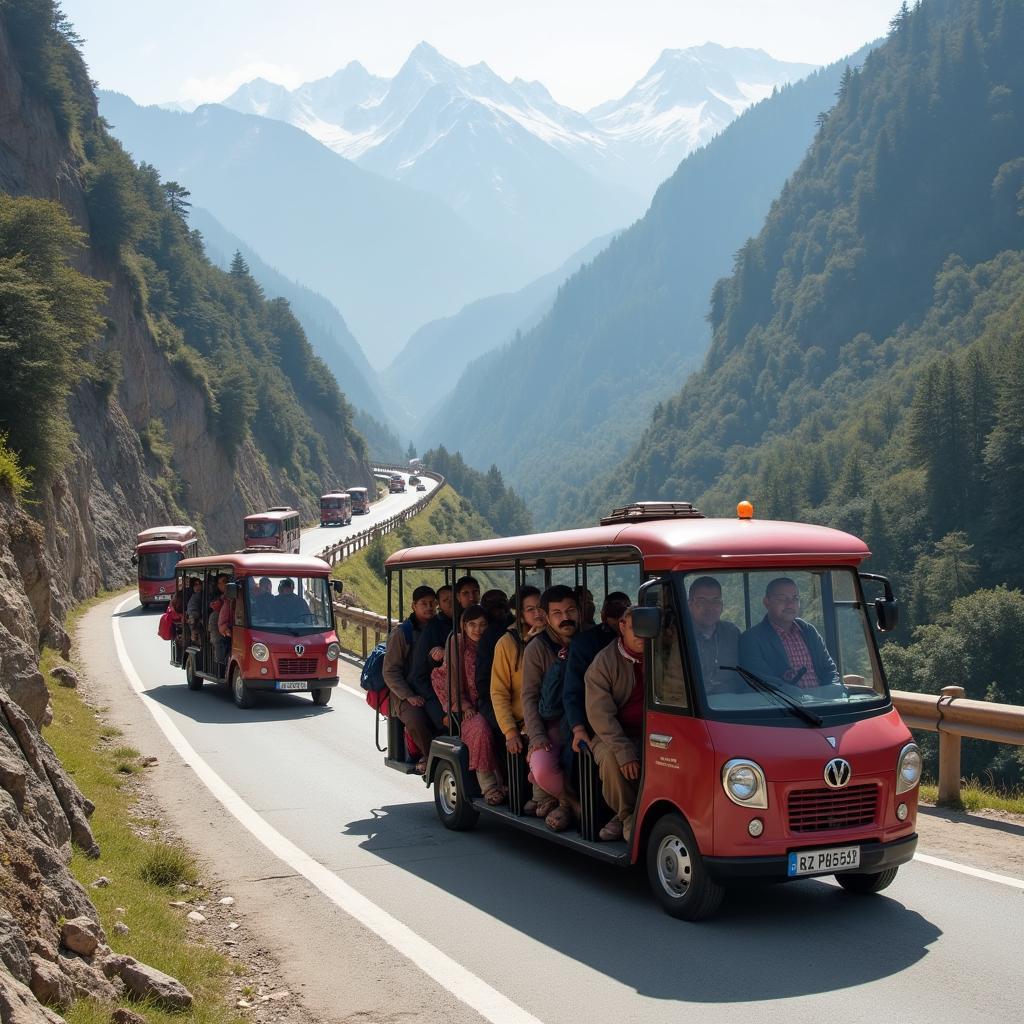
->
{"left": 598, "top": 818, "right": 623, "bottom": 842}
{"left": 545, "top": 805, "right": 574, "bottom": 832}
{"left": 483, "top": 786, "right": 507, "bottom": 806}
{"left": 534, "top": 797, "right": 558, "bottom": 819}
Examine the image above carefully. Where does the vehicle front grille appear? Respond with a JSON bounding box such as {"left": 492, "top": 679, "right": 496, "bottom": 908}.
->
{"left": 787, "top": 784, "right": 878, "bottom": 833}
{"left": 278, "top": 658, "right": 317, "bottom": 676}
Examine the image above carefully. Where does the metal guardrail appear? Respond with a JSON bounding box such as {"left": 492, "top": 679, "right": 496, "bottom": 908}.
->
{"left": 891, "top": 687, "right": 1024, "bottom": 805}
{"left": 316, "top": 468, "right": 445, "bottom": 567}
{"left": 332, "top": 603, "right": 389, "bottom": 659}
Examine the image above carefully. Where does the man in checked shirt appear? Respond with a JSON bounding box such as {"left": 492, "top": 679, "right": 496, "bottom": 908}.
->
{"left": 738, "top": 577, "right": 841, "bottom": 692}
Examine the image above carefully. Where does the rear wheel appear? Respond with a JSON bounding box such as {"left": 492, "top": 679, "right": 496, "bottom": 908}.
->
{"left": 646, "top": 813, "right": 724, "bottom": 921}
{"left": 311, "top": 687, "right": 332, "bottom": 706}
{"left": 835, "top": 867, "right": 899, "bottom": 894}
{"left": 185, "top": 655, "right": 202, "bottom": 690}
{"left": 231, "top": 668, "right": 254, "bottom": 709}
{"left": 434, "top": 761, "right": 478, "bottom": 831}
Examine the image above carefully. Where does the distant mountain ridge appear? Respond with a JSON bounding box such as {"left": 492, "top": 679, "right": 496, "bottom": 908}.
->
{"left": 97, "top": 90, "right": 532, "bottom": 365}
{"left": 422, "top": 45, "right": 872, "bottom": 527}
{"left": 221, "top": 42, "right": 815, "bottom": 265}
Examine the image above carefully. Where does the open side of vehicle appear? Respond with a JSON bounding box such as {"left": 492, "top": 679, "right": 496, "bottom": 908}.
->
{"left": 380, "top": 501, "right": 919, "bottom": 920}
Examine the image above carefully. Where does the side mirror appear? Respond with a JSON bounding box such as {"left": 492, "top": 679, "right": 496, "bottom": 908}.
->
{"left": 631, "top": 606, "right": 662, "bottom": 639}
{"left": 331, "top": 579, "right": 344, "bottom": 595}
{"left": 225, "top": 582, "right": 238, "bottom": 601}
{"left": 860, "top": 572, "right": 899, "bottom": 632}
{"left": 130, "top": 554, "right": 138, "bottom": 566}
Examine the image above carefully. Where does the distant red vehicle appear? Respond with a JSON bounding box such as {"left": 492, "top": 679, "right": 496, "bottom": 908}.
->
{"left": 389, "top": 474, "right": 406, "bottom": 493}
{"left": 320, "top": 492, "right": 352, "bottom": 527}
{"left": 347, "top": 487, "right": 370, "bottom": 514}
{"left": 244, "top": 508, "right": 301, "bottom": 553}
{"left": 133, "top": 526, "right": 198, "bottom": 608}
{"left": 382, "top": 500, "right": 919, "bottom": 920}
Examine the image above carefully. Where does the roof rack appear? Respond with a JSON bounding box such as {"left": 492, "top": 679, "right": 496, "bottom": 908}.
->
{"left": 600, "top": 501, "right": 705, "bottom": 526}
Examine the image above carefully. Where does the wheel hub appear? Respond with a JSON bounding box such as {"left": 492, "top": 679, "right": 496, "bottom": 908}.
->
{"left": 438, "top": 769, "right": 458, "bottom": 815}
{"left": 657, "top": 835, "right": 692, "bottom": 897}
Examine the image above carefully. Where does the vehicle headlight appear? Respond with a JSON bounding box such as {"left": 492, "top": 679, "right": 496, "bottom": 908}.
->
{"left": 326, "top": 642, "right": 340, "bottom": 661}
{"left": 251, "top": 642, "right": 270, "bottom": 663}
{"left": 896, "top": 742, "right": 922, "bottom": 794}
{"left": 721, "top": 758, "right": 768, "bottom": 808}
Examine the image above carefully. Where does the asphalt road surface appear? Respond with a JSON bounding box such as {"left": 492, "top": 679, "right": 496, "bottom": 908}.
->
{"left": 96, "top": 589, "right": 1024, "bottom": 1024}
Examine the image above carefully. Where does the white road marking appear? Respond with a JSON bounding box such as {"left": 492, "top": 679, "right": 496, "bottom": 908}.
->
{"left": 913, "top": 852, "right": 1024, "bottom": 891}
{"left": 112, "top": 596, "right": 542, "bottom": 1024}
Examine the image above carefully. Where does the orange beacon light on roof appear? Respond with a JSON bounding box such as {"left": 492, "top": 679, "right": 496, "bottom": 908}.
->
{"left": 737, "top": 500, "right": 754, "bottom": 520}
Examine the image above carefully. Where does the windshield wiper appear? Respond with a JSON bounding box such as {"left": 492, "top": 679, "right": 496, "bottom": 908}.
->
{"left": 719, "top": 665, "right": 823, "bottom": 727}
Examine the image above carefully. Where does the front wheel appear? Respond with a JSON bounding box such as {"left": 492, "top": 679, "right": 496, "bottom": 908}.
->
{"left": 835, "top": 867, "right": 899, "bottom": 894}
{"left": 185, "top": 655, "right": 202, "bottom": 690}
{"left": 646, "top": 813, "right": 724, "bottom": 921}
{"left": 311, "top": 687, "right": 332, "bottom": 706}
{"left": 231, "top": 668, "right": 254, "bottom": 709}
{"left": 434, "top": 761, "right": 478, "bottom": 831}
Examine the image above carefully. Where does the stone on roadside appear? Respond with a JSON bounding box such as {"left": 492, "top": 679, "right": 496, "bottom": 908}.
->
{"left": 111, "top": 1009, "right": 147, "bottom": 1024}
{"left": 91, "top": 877, "right": 111, "bottom": 889}
{"left": 186, "top": 911, "right": 206, "bottom": 925}
{"left": 168, "top": 901, "right": 188, "bottom": 909}
{"left": 49, "top": 665, "right": 78, "bottom": 688}
{"left": 218, "top": 896, "right": 235, "bottom": 906}
{"left": 29, "top": 954, "right": 75, "bottom": 1008}
{"left": 101, "top": 955, "right": 193, "bottom": 1010}
{"left": 227, "top": 922, "right": 239, "bottom": 930}
{"left": 112, "top": 923, "right": 129, "bottom": 936}
{"left": 42, "top": 704, "right": 53, "bottom": 727}
{"left": 175, "top": 883, "right": 188, "bottom": 892}
{"left": 61, "top": 917, "right": 102, "bottom": 957}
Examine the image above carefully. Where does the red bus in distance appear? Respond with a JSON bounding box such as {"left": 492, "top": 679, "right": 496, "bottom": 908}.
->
{"left": 243, "top": 508, "right": 300, "bottom": 553}
{"left": 132, "top": 525, "right": 198, "bottom": 608}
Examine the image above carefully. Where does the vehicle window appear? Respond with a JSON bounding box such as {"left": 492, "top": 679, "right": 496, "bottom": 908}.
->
{"left": 138, "top": 551, "right": 181, "bottom": 580}
{"left": 678, "top": 568, "right": 886, "bottom": 716}
{"left": 647, "top": 583, "right": 688, "bottom": 710}
{"left": 247, "top": 576, "right": 332, "bottom": 632}
{"left": 245, "top": 521, "right": 278, "bottom": 539}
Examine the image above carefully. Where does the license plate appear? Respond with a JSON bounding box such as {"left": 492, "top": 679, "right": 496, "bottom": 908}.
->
{"left": 788, "top": 845, "right": 860, "bottom": 876}
{"left": 276, "top": 680, "right": 308, "bottom": 691}
{"left": 154, "top": 594, "right": 171, "bottom": 602}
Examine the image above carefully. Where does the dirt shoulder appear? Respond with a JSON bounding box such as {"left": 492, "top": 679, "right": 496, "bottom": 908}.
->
{"left": 916, "top": 802, "right": 1024, "bottom": 880}
{"left": 76, "top": 594, "right": 483, "bottom": 1024}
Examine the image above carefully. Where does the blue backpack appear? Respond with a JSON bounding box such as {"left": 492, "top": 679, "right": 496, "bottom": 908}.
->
{"left": 360, "top": 619, "right": 414, "bottom": 693}
{"left": 537, "top": 636, "right": 568, "bottom": 721}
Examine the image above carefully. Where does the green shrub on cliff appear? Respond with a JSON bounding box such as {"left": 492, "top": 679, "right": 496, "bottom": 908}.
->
{"left": 0, "top": 194, "right": 106, "bottom": 485}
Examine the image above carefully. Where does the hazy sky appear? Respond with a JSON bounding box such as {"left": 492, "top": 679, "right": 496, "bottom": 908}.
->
{"left": 62, "top": 0, "right": 900, "bottom": 111}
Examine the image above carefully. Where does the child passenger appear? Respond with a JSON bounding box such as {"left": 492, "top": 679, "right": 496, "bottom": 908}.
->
{"left": 432, "top": 604, "right": 505, "bottom": 805}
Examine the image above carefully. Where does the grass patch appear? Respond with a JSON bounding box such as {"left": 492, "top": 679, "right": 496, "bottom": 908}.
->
{"left": 334, "top": 486, "right": 498, "bottom": 616}
{"left": 920, "top": 781, "right": 1024, "bottom": 815}
{"left": 43, "top": 642, "right": 243, "bottom": 1024}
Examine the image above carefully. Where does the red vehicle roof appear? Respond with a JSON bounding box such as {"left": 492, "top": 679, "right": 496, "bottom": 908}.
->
{"left": 385, "top": 517, "right": 869, "bottom": 572}
{"left": 176, "top": 552, "right": 332, "bottom": 575}
{"left": 136, "top": 525, "right": 196, "bottom": 545}
{"left": 245, "top": 510, "right": 298, "bottom": 523}
{"left": 136, "top": 538, "right": 193, "bottom": 554}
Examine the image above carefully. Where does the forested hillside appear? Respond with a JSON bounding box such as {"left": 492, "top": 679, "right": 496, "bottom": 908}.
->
{"left": 423, "top": 45, "right": 873, "bottom": 526}
{"left": 0, "top": 0, "right": 373, "bottom": 567}
{"left": 422, "top": 447, "right": 533, "bottom": 537}
{"left": 583, "top": 0, "right": 1024, "bottom": 783}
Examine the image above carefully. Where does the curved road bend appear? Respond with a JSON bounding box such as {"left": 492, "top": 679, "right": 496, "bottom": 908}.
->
{"left": 81, "top": 495, "right": 1023, "bottom": 1024}
{"left": 299, "top": 471, "right": 437, "bottom": 556}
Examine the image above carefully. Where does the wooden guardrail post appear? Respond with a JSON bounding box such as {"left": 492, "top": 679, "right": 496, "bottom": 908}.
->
{"left": 937, "top": 685, "right": 965, "bottom": 805}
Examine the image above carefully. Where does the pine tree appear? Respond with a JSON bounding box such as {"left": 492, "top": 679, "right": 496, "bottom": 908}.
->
{"left": 162, "top": 181, "right": 191, "bottom": 220}
{"left": 229, "top": 250, "right": 250, "bottom": 277}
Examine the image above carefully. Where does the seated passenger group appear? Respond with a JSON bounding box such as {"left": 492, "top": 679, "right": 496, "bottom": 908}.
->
{"left": 382, "top": 573, "right": 837, "bottom": 844}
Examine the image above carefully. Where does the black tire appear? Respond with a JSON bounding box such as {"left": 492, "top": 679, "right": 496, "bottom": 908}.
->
{"left": 311, "top": 687, "right": 332, "bottom": 706}
{"left": 645, "top": 812, "right": 724, "bottom": 921}
{"left": 434, "top": 761, "right": 479, "bottom": 831}
{"left": 835, "top": 867, "right": 899, "bottom": 894}
{"left": 231, "top": 668, "right": 254, "bottom": 709}
{"left": 185, "top": 655, "right": 202, "bottom": 691}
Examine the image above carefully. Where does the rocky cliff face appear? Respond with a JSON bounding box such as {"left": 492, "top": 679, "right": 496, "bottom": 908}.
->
{"left": 0, "top": 12, "right": 368, "bottom": 1020}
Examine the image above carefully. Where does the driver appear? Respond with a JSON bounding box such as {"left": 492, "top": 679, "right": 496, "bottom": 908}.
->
{"left": 686, "top": 576, "right": 741, "bottom": 690}
{"left": 274, "top": 578, "right": 311, "bottom": 620}
{"left": 738, "top": 577, "right": 840, "bottom": 690}
{"left": 250, "top": 576, "right": 275, "bottom": 621}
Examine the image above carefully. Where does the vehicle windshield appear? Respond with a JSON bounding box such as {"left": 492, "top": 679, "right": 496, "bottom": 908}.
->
{"left": 245, "top": 521, "right": 279, "bottom": 539}
{"left": 676, "top": 568, "right": 887, "bottom": 718}
{"left": 246, "top": 575, "right": 333, "bottom": 632}
{"left": 138, "top": 551, "right": 181, "bottom": 580}
{"left": 321, "top": 499, "right": 345, "bottom": 509}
